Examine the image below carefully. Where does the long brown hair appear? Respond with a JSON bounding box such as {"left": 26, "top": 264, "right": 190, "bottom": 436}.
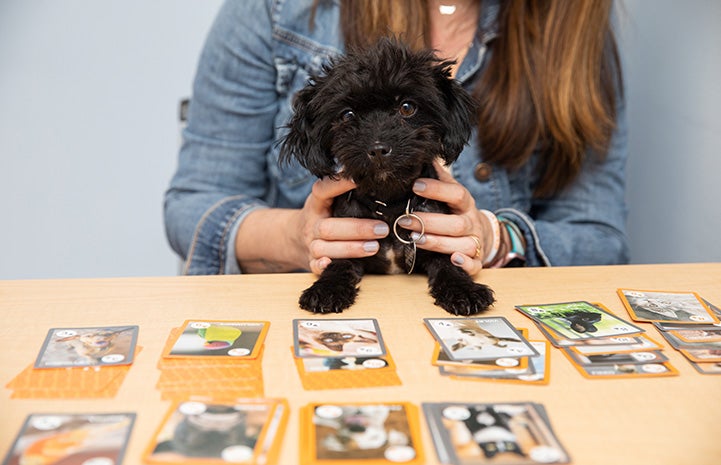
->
{"left": 332, "top": 0, "right": 622, "bottom": 196}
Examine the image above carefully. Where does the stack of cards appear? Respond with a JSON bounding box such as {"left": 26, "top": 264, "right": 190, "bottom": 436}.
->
{"left": 617, "top": 289, "right": 721, "bottom": 375}
{"left": 291, "top": 318, "right": 401, "bottom": 390}
{"left": 5, "top": 325, "right": 140, "bottom": 398}
{"left": 299, "top": 402, "right": 425, "bottom": 465}
{"left": 424, "top": 317, "right": 549, "bottom": 384}
{"left": 3, "top": 413, "right": 135, "bottom": 465}
{"left": 422, "top": 402, "right": 570, "bottom": 465}
{"left": 516, "top": 301, "right": 679, "bottom": 379}
{"left": 144, "top": 398, "right": 288, "bottom": 465}
{"left": 156, "top": 320, "right": 269, "bottom": 401}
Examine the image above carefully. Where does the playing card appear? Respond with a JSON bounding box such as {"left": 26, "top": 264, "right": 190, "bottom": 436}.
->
{"left": 294, "top": 318, "right": 386, "bottom": 358}
{"left": 516, "top": 301, "right": 643, "bottom": 340}
{"left": 571, "top": 333, "right": 662, "bottom": 355}
{"left": 163, "top": 320, "right": 269, "bottom": 359}
{"left": 669, "top": 327, "right": 721, "bottom": 343}
{"left": 2, "top": 413, "right": 135, "bottom": 465}
{"left": 617, "top": 289, "right": 720, "bottom": 324}
{"left": 563, "top": 348, "right": 668, "bottom": 366}
{"left": 291, "top": 347, "right": 402, "bottom": 390}
{"left": 422, "top": 401, "right": 570, "bottom": 464}
{"left": 144, "top": 398, "right": 288, "bottom": 465}
{"left": 300, "top": 402, "right": 424, "bottom": 465}
{"left": 424, "top": 317, "right": 538, "bottom": 361}
{"left": 689, "top": 360, "right": 721, "bottom": 375}
{"left": 573, "top": 361, "right": 678, "bottom": 379}
{"left": 678, "top": 348, "right": 721, "bottom": 363}
{"left": 34, "top": 325, "right": 139, "bottom": 368}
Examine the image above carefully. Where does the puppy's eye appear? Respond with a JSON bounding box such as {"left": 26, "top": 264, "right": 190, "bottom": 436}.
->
{"left": 399, "top": 101, "right": 416, "bottom": 117}
{"left": 340, "top": 109, "right": 355, "bottom": 122}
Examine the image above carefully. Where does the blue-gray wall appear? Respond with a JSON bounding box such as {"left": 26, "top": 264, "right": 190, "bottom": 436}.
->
{"left": 1, "top": 0, "right": 719, "bottom": 279}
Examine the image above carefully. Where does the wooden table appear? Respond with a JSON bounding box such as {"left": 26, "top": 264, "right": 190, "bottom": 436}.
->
{"left": 2, "top": 263, "right": 720, "bottom": 464}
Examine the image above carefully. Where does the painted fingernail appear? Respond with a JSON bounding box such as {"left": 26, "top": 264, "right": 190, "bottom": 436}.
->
{"left": 363, "top": 241, "right": 379, "bottom": 253}
{"left": 374, "top": 223, "right": 389, "bottom": 236}
{"left": 413, "top": 180, "right": 426, "bottom": 192}
{"left": 411, "top": 232, "right": 426, "bottom": 244}
{"left": 397, "top": 217, "right": 412, "bottom": 227}
{"left": 452, "top": 254, "right": 465, "bottom": 266}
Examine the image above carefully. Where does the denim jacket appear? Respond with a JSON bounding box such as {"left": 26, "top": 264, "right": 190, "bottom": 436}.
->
{"left": 164, "top": 0, "right": 630, "bottom": 275}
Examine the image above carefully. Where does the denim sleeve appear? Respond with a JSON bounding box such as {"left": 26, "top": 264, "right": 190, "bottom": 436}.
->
{"left": 497, "top": 98, "right": 630, "bottom": 267}
{"left": 164, "top": 0, "right": 276, "bottom": 275}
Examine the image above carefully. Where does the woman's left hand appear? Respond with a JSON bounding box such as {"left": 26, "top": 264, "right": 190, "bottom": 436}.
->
{"left": 400, "top": 159, "right": 494, "bottom": 276}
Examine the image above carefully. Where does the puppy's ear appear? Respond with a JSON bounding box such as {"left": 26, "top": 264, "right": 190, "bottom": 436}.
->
{"left": 435, "top": 66, "right": 477, "bottom": 164}
{"left": 279, "top": 85, "right": 337, "bottom": 178}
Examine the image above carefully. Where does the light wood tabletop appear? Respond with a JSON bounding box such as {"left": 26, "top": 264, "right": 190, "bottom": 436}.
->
{"left": 2, "top": 263, "right": 720, "bottom": 464}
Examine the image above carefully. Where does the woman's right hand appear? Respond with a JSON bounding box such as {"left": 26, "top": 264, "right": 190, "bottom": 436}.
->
{"left": 294, "top": 177, "right": 390, "bottom": 274}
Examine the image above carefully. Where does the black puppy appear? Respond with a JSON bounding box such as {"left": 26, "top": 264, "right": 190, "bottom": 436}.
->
{"left": 280, "top": 37, "right": 494, "bottom": 315}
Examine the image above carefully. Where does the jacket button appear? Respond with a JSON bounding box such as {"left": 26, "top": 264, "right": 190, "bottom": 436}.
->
{"left": 474, "top": 162, "right": 492, "bottom": 182}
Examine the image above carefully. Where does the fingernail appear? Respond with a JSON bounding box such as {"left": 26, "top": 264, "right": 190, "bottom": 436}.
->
{"left": 397, "top": 217, "right": 412, "bottom": 227}
{"left": 374, "top": 223, "right": 389, "bottom": 236}
{"left": 363, "top": 241, "right": 379, "bottom": 253}
{"left": 411, "top": 232, "right": 426, "bottom": 244}
{"left": 452, "top": 254, "right": 465, "bottom": 266}
{"left": 413, "top": 180, "right": 426, "bottom": 192}
{"left": 318, "top": 257, "right": 331, "bottom": 271}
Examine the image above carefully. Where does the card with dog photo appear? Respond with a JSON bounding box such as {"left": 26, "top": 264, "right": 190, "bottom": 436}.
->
{"left": 617, "top": 289, "right": 720, "bottom": 324}
{"left": 432, "top": 328, "right": 532, "bottom": 371}
{"left": 534, "top": 320, "right": 643, "bottom": 348}
{"left": 439, "top": 341, "right": 551, "bottom": 385}
{"left": 563, "top": 348, "right": 668, "bottom": 367}
{"left": 293, "top": 318, "right": 386, "bottom": 358}
{"left": 291, "top": 347, "right": 402, "bottom": 390}
{"left": 424, "top": 317, "right": 539, "bottom": 362}
{"left": 163, "top": 320, "right": 269, "bottom": 359}
{"left": 516, "top": 301, "right": 644, "bottom": 341}
{"left": 571, "top": 333, "right": 663, "bottom": 355}
{"left": 34, "top": 325, "right": 139, "bottom": 369}
{"left": 573, "top": 360, "right": 679, "bottom": 379}
{"left": 300, "top": 402, "right": 424, "bottom": 465}
{"left": 144, "top": 398, "right": 288, "bottom": 465}
{"left": 422, "top": 401, "right": 570, "bottom": 465}
{"left": 3, "top": 412, "right": 135, "bottom": 465}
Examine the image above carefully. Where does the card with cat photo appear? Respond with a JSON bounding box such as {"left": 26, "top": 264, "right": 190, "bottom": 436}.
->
{"left": 516, "top": 301, "right": 644, "bottom": 341}
{"left": 163, "top": 320, "right": 269, "bottom": 360}
{"left": 300, "top": 402, "right": 424, "bottom": 465}
{"left": 144, "top": 398, "right": 288, "bottom": 465}
{"left": 422, "top": 401, "right": 569, "bottom": 464}
{"left": 3, "top": 413, "right": 135, "bottom": 465}
{"left": 424, "top": 317, "right": 538, "bottom": 362}
{"left": 431, "top": 328, "right": 532, "bottom": 371}
{"left": 617, "top": 289, "right": 720, "bottom": 324}
{"left": 293, "top": 318, "right": 386, "bottom": 358}
{"left": 34, "top": 325, "right": 139, "bottom": 369}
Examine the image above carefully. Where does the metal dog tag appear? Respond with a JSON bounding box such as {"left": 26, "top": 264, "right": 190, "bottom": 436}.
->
{"left": 392, "top": 199, "right": 425, "bottom": 274}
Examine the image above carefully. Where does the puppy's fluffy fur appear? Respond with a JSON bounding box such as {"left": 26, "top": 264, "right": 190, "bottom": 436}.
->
{"left": 280, "top": 38, "right": 494, "bottom": 315}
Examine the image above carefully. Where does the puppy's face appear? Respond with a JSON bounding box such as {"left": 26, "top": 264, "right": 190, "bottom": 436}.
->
{"left": 281, "top": 38, "right": 475, "bottom": 198}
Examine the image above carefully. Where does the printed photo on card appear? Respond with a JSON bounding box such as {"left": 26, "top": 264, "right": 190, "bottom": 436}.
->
{"left": 144, "top": 399, "right": 286, "bottom": 464}
{"left": 576, "top": 361, "right": 678, "bottom": 379}
{"left": 670, "top": 327, "right": 721, "bottom": 343}
{"left": 424, "top": 317, "right": 538, "bottom": 361}
{"left": 306, "top": 402, "right": 423, "bottom": 464}
{"left": 679, "top": 348, "right": 721, "bottom": 363}
{"left": 516, "top": 301, "right": 643, "bottom": 340}
{"left": 294, "top": 319, "right": 386, "bottom": 358}
{"left": 3, "top": 413, "right": 135, "bottom": 465}
{"left": 572, "top": 333, "right": 662, "bottom": 355}
{"left": 164, "top": 320, "right": 269, "bottom": 359}
{"left": 423, "top": 402, "right": 569, "bottom": 464}
{"left": 617, "top": 289, "right": 719, "bottom": 324}
{"left": 34, "top": 325, "right": 139, "bottom": 368}
{"left": 301, "top": 355, "right": 393, "bottom": 373}
{"left": 690, "top": 361, "right": 721, "bottom": 375}
{"left": 564, "top": 348, "right": 668, "bottom": 367}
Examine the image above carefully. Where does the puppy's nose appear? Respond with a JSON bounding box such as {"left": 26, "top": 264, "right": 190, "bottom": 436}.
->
{"left": 369, "top": 142, "right": 392, "bottom": 157}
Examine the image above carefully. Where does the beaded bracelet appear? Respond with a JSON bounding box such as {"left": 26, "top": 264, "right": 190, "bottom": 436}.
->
{"left": 496, "top": 216, "right": 527, "bottom": 267}
{"left": 479, "top": 209, "right": 500, "bottom": 266}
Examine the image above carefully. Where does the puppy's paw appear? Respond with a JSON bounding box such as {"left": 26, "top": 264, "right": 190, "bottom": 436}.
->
{"left": 430, "top": 280, "right": 495, "bottom": 316}
{"left": 299, "top": 281, "right": 359, "bottom": 314}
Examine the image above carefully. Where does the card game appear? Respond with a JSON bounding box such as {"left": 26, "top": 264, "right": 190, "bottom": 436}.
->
{"left": 516, "top": 301, "right": 644, "bottom": 340}
{"left": 617, "top": 289, "right": 720, "bottom": 324}
{"left": 300, "top": 402, "right": 424, "bottom": 465}
{"left": 294, "top": 318, "right": 386, "bottom": 358}
{"left": 2, "top": 413, "right": 135, "bottom": 465}
{"left": 144, "top": 398, "right": 288, "bottom": 465}
{"left": 164, "top": 320, "right": 269, "bottom": 359}
{"left": 34, "top": 325, "right": 139, "bottom": 368}
{"left": 424, "top": 317, "right": 538, "bottom": 361}
{"left": 422, "top": 402, "right": 570, "bottom": 464}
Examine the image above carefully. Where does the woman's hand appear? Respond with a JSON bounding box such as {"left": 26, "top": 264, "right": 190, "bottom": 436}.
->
{"left": 294, "top": 176, "right": 390, "bottom": 274}
{"left": 399, "top": 159, "right": 495, "bottom": 276}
